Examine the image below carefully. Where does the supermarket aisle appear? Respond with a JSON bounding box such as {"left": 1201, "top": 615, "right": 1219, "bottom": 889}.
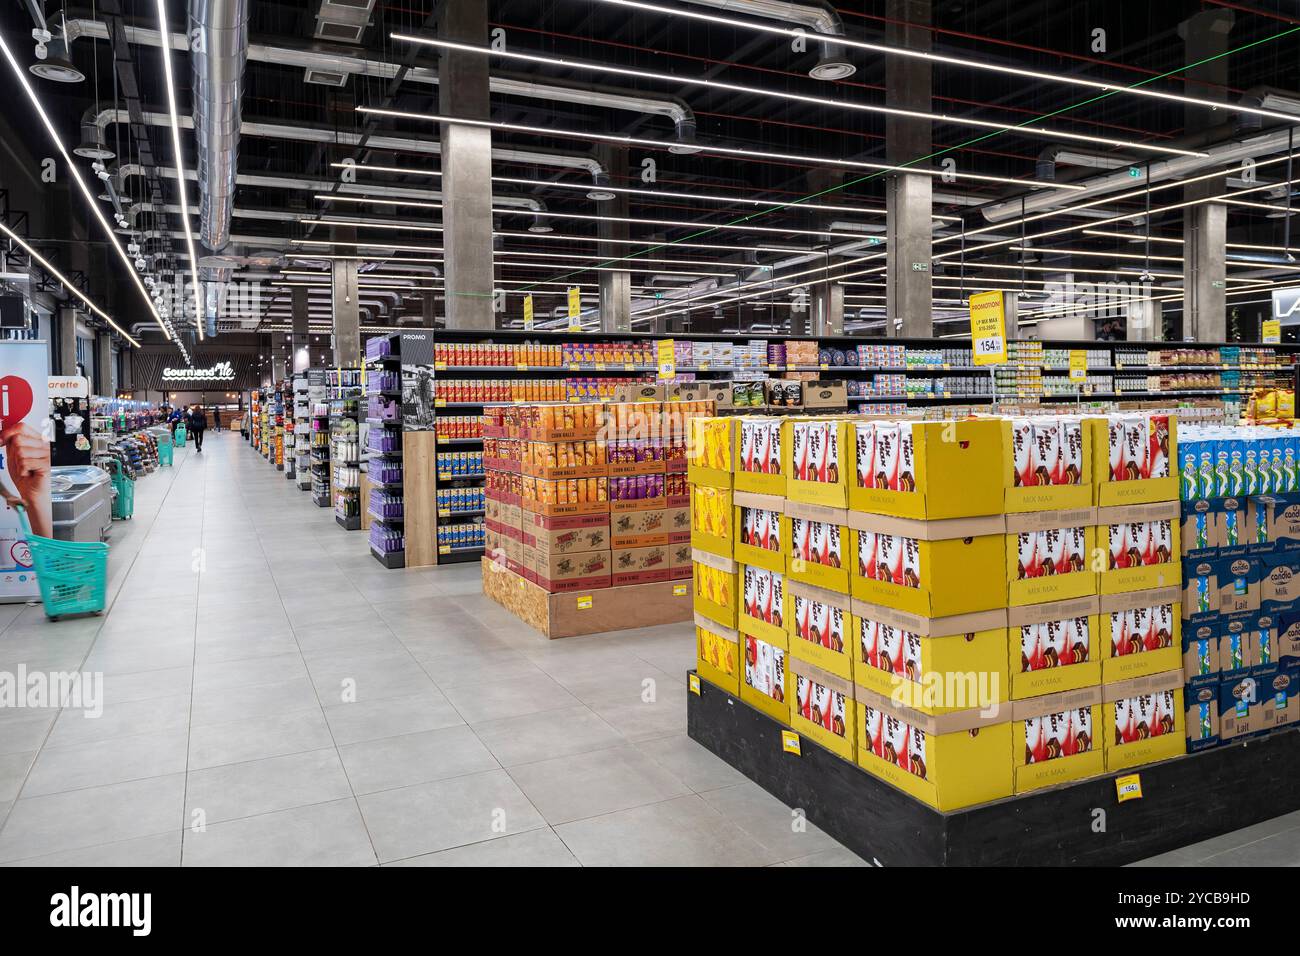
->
{"left": 0, "top": 431, "right": 860, "bottom": 866}
{"left": 1, "top": 432, "right": 1296, "bottom": 866}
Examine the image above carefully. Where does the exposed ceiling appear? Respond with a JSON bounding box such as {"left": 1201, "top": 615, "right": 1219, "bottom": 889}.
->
{"left": 2, "top": 0, "right": 1299, "bottom": 353}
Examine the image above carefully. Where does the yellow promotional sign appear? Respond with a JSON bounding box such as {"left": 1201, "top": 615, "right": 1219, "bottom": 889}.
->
{"left": 969, "top": 290, "right": 1008, "bottom": 365}
{"left": 1115, "top": 773, "right": 1143, "bottom": 803}
{"left": 1068, "top": 350, "right": 1087, "bottom": 382}
{"left": 1263, "top": 319, "right": 1281, "bottom": 344}
{"left": 523, "top": 294, "right": 534, "bottom": 331}
{"left": 567, "top": 286, "right": 581, "bottom": 331}
{"left": 657, "top": 339, "right": 676, "bottom": 380}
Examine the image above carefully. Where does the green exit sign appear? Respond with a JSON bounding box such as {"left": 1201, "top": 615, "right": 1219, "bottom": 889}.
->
{"left": 1128, "top": 167, "right": 1142, "bottom": 178}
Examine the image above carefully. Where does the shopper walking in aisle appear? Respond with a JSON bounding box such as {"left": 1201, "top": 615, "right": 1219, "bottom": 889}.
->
{"left": 188, "top": 405, "right": 209, "bottom": 453}
{"left": 168, "top": 405, "right": 183, "bottom": 437}
{"left": 213, "top": 408, "right": 222, "bottom": 430}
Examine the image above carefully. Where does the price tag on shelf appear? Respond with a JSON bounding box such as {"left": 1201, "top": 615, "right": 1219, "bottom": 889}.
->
{"left": 1115, "top": 774, "right": 1143, "bottom": 803}
{"left": 439, "top": 473, "right": 451, "bottom": 480}
{"left": 688, "top": 674, "right": 701, "bottom": 696}
{"left": 820, "top": 363, "right": 829, "bottom": 370}
{"left": 438, "top": 509, "right": 450, "bottom": 517}
{"left": 568, "top": 363, "right": 580, "bottom": 371}
{"left": 434, "top": 361, "right": 447, "bottom": 370}
{"left": 672, "top": 583, "right": 688, "bottom": 597}
{"left": 780, "top": 731, "right": 802, "bottom": 756}
{"left": 594, "top": 363, "right": 606, "bottom": 371}
{"left": 516, "top": 362, "right": 528, "bottom": 371}
{"left": 439, "top": 545, "right": 450, "bottom": 555}
{"left": 623, "top": 363, "right": 635, "bottom": 371}
{"left": 576, "top": 595, "right": 593, "bottom": 610}
{"left": 434, "top": 398, "right": 446, "bottom": 407}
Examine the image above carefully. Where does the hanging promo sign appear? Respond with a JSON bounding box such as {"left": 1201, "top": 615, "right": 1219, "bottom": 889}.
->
{"left": 969, "top": 290, "right": 1008, "bottom": 366}
{"left": 161, "top": 361, "right": 236, "bottom": 382}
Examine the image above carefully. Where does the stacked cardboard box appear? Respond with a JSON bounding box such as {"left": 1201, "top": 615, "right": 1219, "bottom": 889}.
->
{"left": 1178, "top": 425, "right": 1300, "bottom": 751}
{"left": 689, "top": 409, "right": 1189, "bottom": 813}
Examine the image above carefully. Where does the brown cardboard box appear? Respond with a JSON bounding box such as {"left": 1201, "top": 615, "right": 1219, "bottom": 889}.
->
{"left": 611, "top": 506, "right": 673, "bottom": 548}
{"left": 1219, "top": 664, "right": 1298, "bottom": 742}
{"left": 520, "top": 509, "right": 609, "bottom": 554}
{"left": 531, "top": 547, "right": 613, "bottom": 593}
{"left": 612, "top": 384, "right": 665, "bottom": 403}
{"left": 802, "top": 380, "right": 848, "bottom": 409}
{"left": 611, "top": 544, "right": 673, "bottom": 585}
{"left": 669, "top": 541, "right": 693, "bottom": 579}
{"left": 667, "top": 505, "right": 690, "bottom": 543}
{"left": 1180, "top": 498, "right": 1218, "bottom": 554}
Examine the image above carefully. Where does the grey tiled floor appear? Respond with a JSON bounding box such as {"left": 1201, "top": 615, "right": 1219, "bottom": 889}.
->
{"left": 0, "top": 432, "right": 1294, "bottom": 866}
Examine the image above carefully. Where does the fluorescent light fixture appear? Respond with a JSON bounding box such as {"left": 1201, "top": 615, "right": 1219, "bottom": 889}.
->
{"left": 0, "top": 29, "right": 169, "bottom": 339}
{"left": 155, "top": 0, "right": 204, "bottom": 340}
{"left": 395, "top": 34, "right": 1207, "bottom": 159}
{"left": 0, "top": 220, "right": 139, "bottom": 346}
{"left": 356, "top": 107, "right": 1086, "bottom": 190}
{"left": 1083, "top": 229, "right": 1299, "bottom": 258}
{"left": 582, "top": 0, "right": 1300, "bottom": 127}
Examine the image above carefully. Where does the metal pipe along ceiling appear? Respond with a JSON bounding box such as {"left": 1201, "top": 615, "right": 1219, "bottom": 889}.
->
{"left": 188, "top": 0, "right": 248, "bottom": 255}
{"left": 675, "top": 0, "right": 855, "bottom": 80}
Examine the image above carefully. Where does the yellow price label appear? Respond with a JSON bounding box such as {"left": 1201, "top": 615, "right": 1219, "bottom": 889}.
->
{"left": 689, "top": 674, "right": 701, "bottom": 696}
{"left": 516, "top": 362, "right": 528, "bottom": 371}
{"left": 438, "top": 509, "right": 450, "bottom": 517}
{"left": 595, "top": 363, "right": 606, "bottom": 371}
{"left": 1115, "top": 774, "right": 1143, "bottom": 803}
{"left": 439, "top": 545, "right": 450, "bottom": 554}
{"left": 434, "top": 398, "right": 446, "bottom": 407}
{"left": 780, "top": 731, "right": 802, "bottom": 756}
{"left": 434, "top": 361, "right": 447, "bottom": 370}
{"left": 672, "top": 583, "right": 688, "bottom": 597}
{"left": 576, "top": 595, "right": 593, "bottom": 610}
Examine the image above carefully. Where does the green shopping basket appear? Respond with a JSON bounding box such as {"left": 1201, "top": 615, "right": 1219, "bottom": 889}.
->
{"left": 157, "top": 436, "right": 173, "bottom": 466}
{"left": 111, "top": 469, "right": 135, "bottom": 520}
{"left": 15, "top": 504, "right": 108, "bottom": 620}
{"left": 175, "top": 425, "right": 187, "bottom": 447}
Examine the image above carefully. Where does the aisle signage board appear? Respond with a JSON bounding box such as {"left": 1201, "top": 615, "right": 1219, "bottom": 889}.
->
{"left": 969, "top": 291, "right": 1008, "bottom": 365}
{"left": 0, "top": 340, "right": 48, "bottom": 602}
{"left": 161, "top": 361, "right": 236, "bottom": 383}
{"left": 48, "top": 376, "right": 89, "bottom": 399}
{"left": 656, "top": 339, "right": 676, "bottom": 380}
{"left": 567, "top": 287, "right": 581, "bottom": 331}
{"left": 1274, "top": 287, "right": 1300, "bottom": 325}
{"left": 523, "top": 294, "right": 534, "bottom": 331}
{"left": 1068, "top": 350, "right": 1087, "bottom": 382}
{"left": 1262, "top": 319, "right": 1281, "bottom": 344}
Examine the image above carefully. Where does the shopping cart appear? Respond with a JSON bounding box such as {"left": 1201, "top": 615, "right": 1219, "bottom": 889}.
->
{"left": 157, "top": 431, "right": 174, "bottom": 466}
{"left": 105, "top": 458, "right": 135, "bottom": 520}
{"left": 174, "top": 424, "right": 187, "bottom": 447}
{"left": 15, "top": 504, "right": 108, "bottom": 620}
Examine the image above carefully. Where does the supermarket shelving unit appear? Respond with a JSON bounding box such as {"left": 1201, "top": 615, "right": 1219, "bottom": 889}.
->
{"left": 365, "top": 335, "right": 408, "bottom": 568}
{"left": 329, "top": 369, "right": 363, "bottom": 531}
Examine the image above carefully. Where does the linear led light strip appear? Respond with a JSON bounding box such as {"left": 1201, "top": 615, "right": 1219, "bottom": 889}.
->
{"left": 1015, "top": 280, "right": 1278, "bottom": 320}
{"left": 395, "top": 34, "right": 1206, "bottom": 159}
{"left": 314, "top": 209, "right": 878, "bottom": 240}
{"left": 0, "top": 220, "right": 139, "bottom": 346}
{"left": 1009, "top": 247, "right": 1279, "bottom": 278}
{"left": 587, "top": 0, "right": 1300, "bottom": 127}
{"left": 0, "top": 31, "right": 170, "bottom": 340}
{"left": 294, "top": 234, "right": 809, "bottom": 254}
{"left": 1082, "top": 229, "right": 1297, "bottom": 256}
{"left": 155, "top": 0, "right": 203, "bottom": 341}
{"left": 294, "top": 244, "right": 748, "bottom": 268}
{"left": 356, "top": 107, "right": 1086, "bottom": 191}
{"left": 936, "top": 171, "right": 1300, "bottom": 263}
{"left": 882, "top": 261, "right": 1195, "bottom": 281}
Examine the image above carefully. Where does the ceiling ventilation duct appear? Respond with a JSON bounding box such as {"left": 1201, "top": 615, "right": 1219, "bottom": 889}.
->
{"left": 676, "top": 0, "right": 855, "bottom": 80}
{"left": 312, "top": 0, "right": 378, "bottom": 44}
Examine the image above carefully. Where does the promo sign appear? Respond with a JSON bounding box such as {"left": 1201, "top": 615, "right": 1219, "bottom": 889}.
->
{"left": 48, "top": 375, "right": 90, "bottom": 398}
{"left": 1263, "top": 319, "right": 1281, "bottom": 344}
{"left": 567, "top": 287, "right": 581, "bottom": 332}
{"left": 969, "top": 290, "right": 1008, "bottom": 365}
{"left": 161, "top": 361, "right": 236, "bottom": 382}
{"left": 523, "top": 294, "right": 534, "bottom": 331}
{"left": 1, "top": 340, "right": 49, "bottom": 601}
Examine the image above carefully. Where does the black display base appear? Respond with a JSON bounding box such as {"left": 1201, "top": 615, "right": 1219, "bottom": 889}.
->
{"left": 686, "top": 673, "right": 1300, "bottom": 867}
{"left": 439, "top": 547, "right": 485, "bottom": 565}
{"left": 371, "top": 546, "right": 405, "bottom": 569}
{"left": 335, "top": 514, "right": 361, "bottom": 531}
{"left": 312, "top": 494, "right": 330, "bottom": 508}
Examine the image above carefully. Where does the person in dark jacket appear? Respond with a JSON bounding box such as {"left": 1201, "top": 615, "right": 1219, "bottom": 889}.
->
{"left": 187, "top": 406, "right": 209, "bottom": 452}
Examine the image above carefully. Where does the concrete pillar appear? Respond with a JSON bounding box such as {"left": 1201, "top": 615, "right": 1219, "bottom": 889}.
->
{"left": 119, "top": 348, "right": 133, "bottom": 392}
{"left": 421, "top": 292, "right": 437, "bottom": 327}
{"left": 57, "top": 308, "right": 77, "bottom": 376}
{"left": 884, "top": 0, "right": 933, "bottom": 338}
{"left": 599, "top": 147, "right": 632, "bottom": 332}
{"left": 271, "top": 332, "right": 289, "bottom": 383}
{"left": 438, "top": 0, "right": 495, "bottom": 331}
{"left": 292, "top": 286, "right": 310, "bottom": 372}
{"left": 331, "top": 226, "right": 361, "bottom": 367}
{"left": 95, "top": 333, "right": 114, "bottom": 395}
{"left": 812, "top": 283, "right": 845, "bottom": 335}
{"left": 1179, "top": 9, "right": 1234, "bottom": 342}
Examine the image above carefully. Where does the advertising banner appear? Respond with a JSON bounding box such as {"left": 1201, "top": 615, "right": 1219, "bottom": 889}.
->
{"left": 1, "top": 341, "right": 50, "bottom": 601}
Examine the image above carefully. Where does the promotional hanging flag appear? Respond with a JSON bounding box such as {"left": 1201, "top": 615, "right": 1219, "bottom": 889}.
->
{"left": 0, "top": 340, "right": 50, "bottom": 601}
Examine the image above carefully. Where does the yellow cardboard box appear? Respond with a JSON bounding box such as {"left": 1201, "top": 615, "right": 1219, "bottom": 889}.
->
{"left": 1008, "top": 596, "right": 1102, "bottom": 699}
{"left": 690, "top": 484, "right": 733, "bottom": 557}
{"left": 1012, "top": 687, "right": 1105, "bottom": 794}
{"left": 740, "top": 628, "right": 791, "bottom": 725}
{"left": 787, "top": 579, "right": 854, "bottom": 680}
{"left": 735, "top": 416, "right": 785, "bottom": 496}
{"left": 1102, "top": 670, "right": 1186, "bottom": 772}
{"left": 854, "top": 599, "right": 1008, "bottom": 715}
{"left": 733, "top": 491, "right": 787, "bottom": 573}
{"left": 790, "top": 658, "right": 856, "bottom": 762}
{"left": 1090, "top": 414, "right": 1179, "bottom": 506}
{"left": 1005, "top": 508, "right": 1098, "bottom": 606}
{"left": 784, "top": 418, "right": 851, "bottom": 507}
{"left": 848, "top": 511, "right": 1007, "bottom": 617}
{"left": 1100, "top": 586, "right": 1182, "bottom": 683}
{"left": 1096, "top": 502, "right": 1181, "bottom": 595}
{"left": 692, "top": 547, "right": 739, "bottom": 629}
{"left": 686, "top": 416, "right": 735, "bottom": 489}
{"left": 1002, "top": 416, "right": 1094, "bottom": 513}
{"left": 786, "top": 500, "right": 853, "bottom": 594}
{"left": 855, "top": 685, "right": 1013, "bottom": 811}
{"left": 695, "top": 613, "right": 741, "bottom": 696}
{"left": 738, "top": 564, "right": 788, "bottom": 644}
{"left": 849, "top": 418, "right": 1005, "bottom": 519}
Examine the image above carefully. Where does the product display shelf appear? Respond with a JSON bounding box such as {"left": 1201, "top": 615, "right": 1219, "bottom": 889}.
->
{"left": 365, "top": 335, "right": 408, "bottom": 567}
{"left": 310, "top": 401, "right": 332, "bottom": 508}
{"left": 330, "top": 388, "right": 362, "bottom": 531}
{"left": 292, "top": 376, "right": 314, "bottom": 490}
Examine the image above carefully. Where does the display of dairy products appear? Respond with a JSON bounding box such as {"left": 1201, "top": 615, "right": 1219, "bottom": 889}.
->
{"left": 1177, "top": 424, "right": 1300, "bottom": 500}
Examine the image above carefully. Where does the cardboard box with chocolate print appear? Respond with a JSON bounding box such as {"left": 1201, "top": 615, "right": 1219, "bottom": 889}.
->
{"left": 1103, "top": 670, "right": 1186, "bottom": 771}
{"left": 856, "top": 599, "right": 1009, "bottom": 715}
{"left": 1096, "top": 501, "right": 1180, "bottom": 595}
{"left": 786, "top": 500, "right": 851, "bottom": 594}
{"left": 689, "top": 484, "right": 733, "bottom": 556}
{"left": 1012, "top": 686, "right": 1105, "bottom": 794}
{"left": 1099, "top": 586, "right": 1182, "bottom": 683}
{"left": 851, "top": 418, "right": 1005, "bottom": 520}
{"left": 1002, "top": 415, "right": 1093, "bottom": 512}
{"left": 1004, "top": 508, "right": 1098, "bottom": 606}
{"left": 1185, "top": 676, "right": 1220, "bottom": 752}
{"left": 784, "top": 418, "right": 850, "bottom": 507}
{"left": 741, "top": 630, "right": 791, "bottom": 725}
{"left": 791, "top": 658, "right": 856, "bottom": 762}
{"left": 1090, "top": 413, "right": 1178, "bottom": 507}
{"left": 788, "top": 578, "right": 854, "bottom": 680}
{"left": 1218, "top": 663, "right": 1299, "bottom": 742}
{"left": 739, "top": 563, "right": 787, "bottom": 644}
{"left": 695, "top": 613, "right": 741, "bottom": 696}
{"left": 732, "top": 491, "right": 787, "bottom": 573}
{"left": 735, "top": 417, "right": 784, "bottom": 496}
{"left": 1008, "top": 596, "right": 1101, "bottom": 699}
{"left": 855, "top": 684, "right": 1012, "bottom": 811}
{"left": 850, "top": 511, "right": 1006, "bottom": 617}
